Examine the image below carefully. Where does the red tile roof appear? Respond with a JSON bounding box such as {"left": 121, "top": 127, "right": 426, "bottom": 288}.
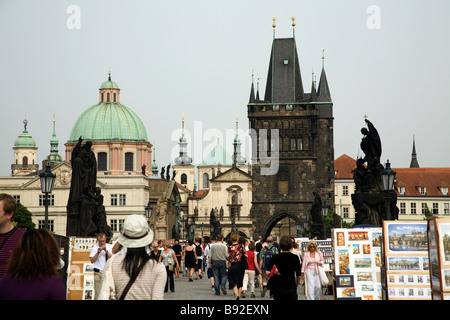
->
{"left": 335, "top": 154, "right": 357, "bottom": 179}
{"left": 334, "top": 154, "right": 450, "bottom": 197}
{"left": 394, "top": 168, "right": 450, "bottom": 197}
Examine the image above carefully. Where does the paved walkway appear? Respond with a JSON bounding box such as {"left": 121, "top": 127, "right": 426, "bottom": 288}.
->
{"left": 163, "top": 272, "right": 334, "bottom": 301}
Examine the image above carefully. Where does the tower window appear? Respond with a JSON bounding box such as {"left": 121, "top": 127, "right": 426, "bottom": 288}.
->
{"left": 107, "top": 93, "right": 110, "bottom": 102}
{"left": 203, "top": 173, "right": 210, "bottom": 189}
{"left": 125, "top": 152, "right": 133, "bottom": 171}
{"left": 98, "top": 152, "right": 107, "bottom": 171}
{"left": 113, "top": 93, "right": 117, "bottom": 102}
{"left": 22, "top": 156, "right": 28, "bottom": 166}
{"left": 181, "top": 173, "right": 187, "bottom": 185}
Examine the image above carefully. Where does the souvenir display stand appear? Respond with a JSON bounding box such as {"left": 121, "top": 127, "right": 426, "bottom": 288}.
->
{"left": 332, "top": 228, "right": 383, "bottom": 300}
{"left": 66, "top": 237, "right": 97, "bottom": 300}
{"left": 427, "top": 217, "right": 450, "bottom": 300}
{"left": 382, "top": 221, "right": 431, "bottom": 300}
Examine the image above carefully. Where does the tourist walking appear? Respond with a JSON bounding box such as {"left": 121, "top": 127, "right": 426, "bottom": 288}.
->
{"left": 209, "top": 234, "right": 228, "bottom": 296}
{"left": 227, "top": 233, "right": 246, "bottom": 300}
{"left": 183, "top": 240, "right": 197, "bottom": 282}
{"left": 194, "top": 237, "right": 203, "bottom": 279}
{"left": 172, "top": 239, "right": 182, "bottom": 278}
{"left": 266, "top": 235, "right": 301, "bottom": 301}
{"left": 0, "top": 229, "right": 66, "bottom": 300}
{"left": 242, "top": 242, "right": 260, "bottom": 298}
{"left": 98, "top": 215, "right": 166, "bottom": 300}
{"left": 301, "top": 240, "right": 324, "bottom": 300}
{"left": 159, "top": 241, "right": 179, "bottom": 293}
{"left": 259, "top": 236, "right": 279, "bottom": 297}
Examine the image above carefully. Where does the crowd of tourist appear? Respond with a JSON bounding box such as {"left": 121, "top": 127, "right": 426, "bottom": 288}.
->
{"left": 0, "top": 193, "right": 326, "bottom": 300}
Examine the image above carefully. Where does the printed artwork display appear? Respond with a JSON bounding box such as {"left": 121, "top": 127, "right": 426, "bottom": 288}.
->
{"left": 427, "top": 217, "right": 450, "bottom": 297}
{"left": 332, "top": 228, "right": 383, "bottom": 300}
{"left": 383, "top": 221, "right": 431, "bottom": 300}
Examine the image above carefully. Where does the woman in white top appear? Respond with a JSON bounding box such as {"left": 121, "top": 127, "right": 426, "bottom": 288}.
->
{"left": 301, "top": 240, "right": 324, "bottom": 300}
{"left": 159, "top": 241, "right": 180, "bottom": 293}
{"left": 98, "top": 215, "right": 167, "bottom": 300}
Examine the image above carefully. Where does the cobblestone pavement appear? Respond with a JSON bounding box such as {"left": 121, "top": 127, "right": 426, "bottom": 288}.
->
{"left": 163, "top": 272, "right": 334, "bottom": 301}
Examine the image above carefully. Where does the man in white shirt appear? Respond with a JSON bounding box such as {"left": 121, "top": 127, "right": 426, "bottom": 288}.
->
{"left": 89, "top": 232, "right": 113, "bottom": 299}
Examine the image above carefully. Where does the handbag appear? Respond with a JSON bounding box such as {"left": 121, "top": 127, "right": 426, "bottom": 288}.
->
{"left": 119, "top": 259, "right": 148, "bottom": 300}
{"left": 318, "top": 266, "right": 329, "bottom": 286}
{"left": 168, "top": 264, "right": 174, "bottom": 271}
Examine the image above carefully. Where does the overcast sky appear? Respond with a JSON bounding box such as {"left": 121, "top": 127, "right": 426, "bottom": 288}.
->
{"left": 1, "top": 0, "right": 449, "bottom": 177}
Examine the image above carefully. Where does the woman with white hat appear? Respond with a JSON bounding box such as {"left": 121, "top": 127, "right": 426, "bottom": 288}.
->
{"left": 98, "top": 215, "right": 167, "bottom": 300}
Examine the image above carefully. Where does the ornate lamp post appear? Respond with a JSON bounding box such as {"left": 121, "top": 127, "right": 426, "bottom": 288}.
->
{"left": 39, "top": 165, "right": 56, "bottom": 230}
{"left": 145, "top": 201, "right": 152, "bottom": 224}
{"left": 322, "top": 203, "right": 329, "bottom": 239}
{"left": 381, "top": 160, "right": 396, "bottom": 220}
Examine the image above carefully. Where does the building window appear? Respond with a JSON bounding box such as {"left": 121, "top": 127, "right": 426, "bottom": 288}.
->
{"left": 444, "top": 203, "right": 450, "bottom": 215}
{"left": 111, "top": 194, "right": 117, "bottom": 206}
{"left": 297, "top": 138, "right": 303, "bottom": 151}
{"left": 110, "top": 219, "right": 125, "bottom": 232}
{"left": 125, "top": 152, "right": 133, "bottom": 171}
{"left": 111, "top": 194, "right": 126, "bottom": 206}
{"left": 23, "top": 156, "right": 28, "bottom": 166}
{"left": 410, "top": 203, "right": 417, "bottom": 215}
{"left": 441, "top": 187, "right": 448, "bottom": 196}
{"left": 107, "top": 93, "right": 110, "bottom": 102}
{"left": 119, "top": 194, "right": 126, "bottom": 206}
{"left": 433, "top": 203, "right": 439, "bottom": 215}
{"left": 343, "top": 207, "right": 349, "bottom": 219}
{"left": 181, "top": 173, "right": 187, "bottom": 184}
{"left": 342, "top": 185, "right": 349, "bottom": 196}
{"left": 400, "top": 202, "right": 406, "bottom": 215}
{"left": 290, "top": 138, "right": 296, "bottom": 151}
{"left": 13, "top": 195, "right": 20, "bottom": 203}
{"left": 39, "top": 194, "right": 54, "bottom": 206}
{"left": 286, "top": 104, "right": 293, "bottom": 111}
{"left": 98, "top": 152, "right": 107, "bottom": 171}
{"left": 419, "top": 187, "right": 426, "bottom": 195}
{"left": 421, "top": 203, "right": 428, "bottom": 215}
{"left": 101, "top": 93, "right": 104, "bottom": 102}
{"left": 38, "top": 220, "right": 54, "bottom": 232}
{"left": 113, "top": 93, "right": 117, "bottom": 102}
{"left": 398, "top": 186, "right": 405, "bottom": 195}
{"left": 203, "top": 173, "right": 209, "bottom": 189}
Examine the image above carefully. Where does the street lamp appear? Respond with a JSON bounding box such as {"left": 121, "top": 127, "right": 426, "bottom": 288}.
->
{"left": 381, "top": 160, "right": 396, "bottom": 220}
{"left": 39, "top": 165, "right": 56, "bottom": 230}
{"left": 322, "top": 203, "right": 329, "bottom": 239}
{"left": 145, "top": 201, "right": 152, "bottom": 223}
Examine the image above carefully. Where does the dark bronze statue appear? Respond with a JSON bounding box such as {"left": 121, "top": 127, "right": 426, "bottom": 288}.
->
{"left": 66, "top": 137, "right": 112, "bottom": 240}
{"left": 352, "top": 119, "right": 398, "bottom": 226}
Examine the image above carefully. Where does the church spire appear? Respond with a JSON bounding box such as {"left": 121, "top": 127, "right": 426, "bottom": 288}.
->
{"left": 317, "top": 50, "right": 332, "bottom": 102}
{"left": 232, "top": 114, "right": 247, "bottom": 166}
{"left": 409, "top": 135, "right": 420, "bottom": 168}
{"left": 46, "top": 114, "right": 63, "bottom": 166}
{"left": 249, "top": 70, "right": 256, "bottom": 103}
{"left": 174, "top": 112, "right": 193, "bottom": 165}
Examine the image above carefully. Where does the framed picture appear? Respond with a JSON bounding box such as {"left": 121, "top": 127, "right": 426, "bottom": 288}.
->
{"left": 336, "top": 275, "right": 354, "bottom": 287}
{"left": 385, "top": 221, "right": 428, "bottom": 254}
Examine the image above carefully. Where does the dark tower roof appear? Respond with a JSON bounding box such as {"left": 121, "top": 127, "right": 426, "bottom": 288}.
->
{"left": 264, "top": 38, "right": 304, "bottom": 103}
{"left": 410, "top": 135, "right": 420, "bottom": 168}
{"left": 317, "top": 58, "right": 332, "bottom": 102}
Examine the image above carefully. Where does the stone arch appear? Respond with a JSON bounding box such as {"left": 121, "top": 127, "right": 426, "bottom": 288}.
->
{"left": 261, "top": 211, "right": 303, "bottom": 241}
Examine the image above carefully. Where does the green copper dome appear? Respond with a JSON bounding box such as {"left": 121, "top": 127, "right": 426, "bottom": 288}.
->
{"left": 14, "top": 130, "right": 37, "bottom": 148}
{"left": 100, "top": 79, "right": 119, "bottom": 89}
{"left": 68, "top": 102, "right": 149, "bottom": 143}
{"left": 199, "top": 142, "right": 233, "bottom": 166}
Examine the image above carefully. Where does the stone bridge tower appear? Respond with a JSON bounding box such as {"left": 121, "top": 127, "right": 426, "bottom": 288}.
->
{"left": 248, "top": 20, "right": 335, "bottom": 239}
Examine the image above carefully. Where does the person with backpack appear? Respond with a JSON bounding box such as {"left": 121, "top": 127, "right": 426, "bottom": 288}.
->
{"left": 194, "top": 237, "right": 203, "bottom": 279}
{"left": 258, "top": 236, "right": 279, "bottom": 297}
